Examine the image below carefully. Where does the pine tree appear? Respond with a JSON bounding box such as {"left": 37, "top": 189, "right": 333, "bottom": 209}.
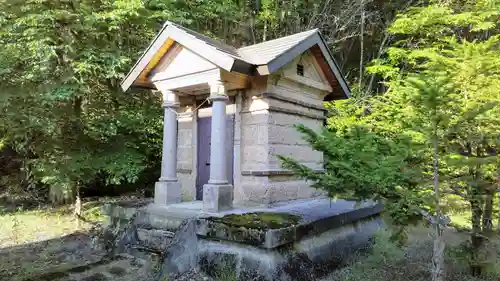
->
{"left": 282, "top": 0, "right": 499, "bottom": 278}
{"left": 278, "top": 123, "right": 429, "bottom": 244}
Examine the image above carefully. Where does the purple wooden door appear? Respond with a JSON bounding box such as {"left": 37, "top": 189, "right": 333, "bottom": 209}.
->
{"left": 196, "top": 116, "right": 211, "bottom": 200}
{"left": 196, "top": 114, "right": 234, "bottom": 200}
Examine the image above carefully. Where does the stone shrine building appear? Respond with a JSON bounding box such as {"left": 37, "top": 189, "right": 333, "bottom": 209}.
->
{"left": 121, "top": 22, "right": 350, "bottom": 212}
{"left": 108, "top": 22, "right": 380, "bottom": 281}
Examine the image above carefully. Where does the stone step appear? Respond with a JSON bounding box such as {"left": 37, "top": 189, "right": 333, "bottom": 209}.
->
{"left": 136, "top": 228, "right": 176, "bottom": 252}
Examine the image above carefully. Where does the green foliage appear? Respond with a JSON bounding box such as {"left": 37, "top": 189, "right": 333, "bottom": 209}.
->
{"left": 0, "top": 0, "right": 170, "bottom": 202}
{"left": 327, "top": 226, "right": 500, "bottom": 281}
{"left": 0, "top": 0, "right": 418, "bottom": 203}
{"left": 278, "top": 124, "right": 429, "bottom": 242}
{"left": 379, "top": 3, "right": 499, "bottom": 273}
{"left": 281, "top": 0, "right": 500, "bottom": 264}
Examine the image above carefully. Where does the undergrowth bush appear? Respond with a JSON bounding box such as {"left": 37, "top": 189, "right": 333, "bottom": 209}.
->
{"left": 446, "top": 235, "right": 500, "bottom": 280}
{"left": 338, "top": 229, "right": 408, "bottom": 281}
{"left": 328, "top": 227, "right": 500, "bottom": 281}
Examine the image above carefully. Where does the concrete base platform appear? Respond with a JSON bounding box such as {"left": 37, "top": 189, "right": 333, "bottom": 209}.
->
{"left": 102, "top": 197, "right": 384, "bottom": 281}
{"left": 197, "top": 216, "right": 382, "bottom": 281}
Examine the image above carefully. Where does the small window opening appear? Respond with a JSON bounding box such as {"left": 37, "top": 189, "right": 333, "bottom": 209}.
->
{"left": 296, "top": 64, "right": 304, "bottom": 76}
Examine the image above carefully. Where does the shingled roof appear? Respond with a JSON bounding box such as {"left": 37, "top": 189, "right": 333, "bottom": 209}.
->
{"left": 237, "top": 29, "right": 319, "bottom": 65}
{"left": 167, "top": 22, "right": 241, "bottom": 59}
{"left": 121, "top": 21, "right": 350, "bottom": 98}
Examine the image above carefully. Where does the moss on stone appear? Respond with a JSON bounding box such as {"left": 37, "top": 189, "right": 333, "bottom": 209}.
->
{"left": 212, "top": 212, "right": 301, "bottom": 230}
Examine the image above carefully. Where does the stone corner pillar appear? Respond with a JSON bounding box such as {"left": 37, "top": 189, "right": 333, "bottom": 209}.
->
{"left": 203, "top": 80, "right": 233, "bottom": 213}
{"left": 155, "top": 89, "right": 181, "bottom": 206}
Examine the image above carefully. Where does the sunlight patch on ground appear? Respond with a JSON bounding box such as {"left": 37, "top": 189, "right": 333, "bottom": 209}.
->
{"left": 0, "top": 209, "right": 80, "bottom": 247}
{"left": 0, "top": 202, "right": 105, "bottom": 248}
{"left": 449, "top": 212, "right": 472, "bottom": 230}
{"left": 0, "top": 203, "right": 107, "bottom": 280}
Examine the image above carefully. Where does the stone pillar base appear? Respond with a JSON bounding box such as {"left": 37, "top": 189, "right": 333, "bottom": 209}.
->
{"left": 203, "top": 184, "right": 233, "bottom": 213}
{"left": 154, "top": 181, "right": 181, "bottom": 206}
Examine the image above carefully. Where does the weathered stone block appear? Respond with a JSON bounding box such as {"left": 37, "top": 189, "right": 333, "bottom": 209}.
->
{"left": 177, "top": 173, "right": 196, "bottom": 201}
{"left": 202, "top": 184, "right": 233, "bottom": 213}
{"left": 102, "top": 204, "right": 138, "bottom": 220}
{"left": 134, "top": 204, "right": 186, "bottom": 231}
{"left": 136, "top": 228, "right": 175, "bottom": 251}
{"left": 241, "top": 145, "right": 269, "bottom": 165}
{"left": 154, "top": 181, "right": 181, "bottom": 206}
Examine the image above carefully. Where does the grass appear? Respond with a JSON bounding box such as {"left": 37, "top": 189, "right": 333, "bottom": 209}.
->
{"left": 0, "top": 202, "right": 106, "bottom": 248}
{"left": 322, "top": 225, "right": 500, "bottom": 281}
{"left": 0, "top": 200, "right": 108, "bottom": 281}
{"left": 0, "top": 208, "right": 81, "bottom": 247}
{"left": 0, "top": 196, "right": 498, "bottom": 281}
{"left": 449, "top": 211, "right": 472, "bottom": 230}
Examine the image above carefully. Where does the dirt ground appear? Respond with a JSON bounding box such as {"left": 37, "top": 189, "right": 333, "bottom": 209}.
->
{"left": 1, "top": 197, "right": 498, "bottom": 281}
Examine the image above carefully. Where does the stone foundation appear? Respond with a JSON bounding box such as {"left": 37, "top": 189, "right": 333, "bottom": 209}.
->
{"left": 102, "top": 198, "right": 383, "bottom": 281}
{"left": 198, "top": 216, "right": 381, "bottom": 280}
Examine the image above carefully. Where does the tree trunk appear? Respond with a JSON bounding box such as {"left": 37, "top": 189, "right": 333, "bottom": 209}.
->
{"left": 497, "top": 175, "right": 500, "bottom": 232}
{"left": 263, "top": 19, "right": 267, "bottom": 41}
{"left": 498, "top": 188, "right": 500, "bottom": 232}
{"left": 470, "top": 195, "right": 484, "bottom": 276}
{"left": 431, "top": 136, "right": 445, "bottom": 281}
{"left": 367, "top": 32, "right": 390, "bottom": 91}
{"left": 483, "top": 192, "right": 493, "bottom": 232}
{"left": 432, "top": 233, "right": 446, "bottom": 281}
{"left": 358, "top": 0, "right": 365, "bottom": 89}
{"left": 74, "top": 183, "right": 82, "bottom": 229}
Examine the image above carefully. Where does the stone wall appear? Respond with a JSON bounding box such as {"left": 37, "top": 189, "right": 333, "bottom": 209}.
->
{"left": 177, "top": 101, "right": 197, "bottom": 201}
{"left": 237, "top": 74, "right": 329, "bottom": 205}
{"left": 237, "top": 77, "right": 271, "bottom": 204}
{"left": 174, "top": 69, "right": 329, "bottom": 205}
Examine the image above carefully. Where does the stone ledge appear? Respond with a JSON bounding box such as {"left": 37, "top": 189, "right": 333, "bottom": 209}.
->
{"left": 241, "top": 106, "right": 326, "bottom": 120}
{"left": 241, "top": 169, "right": 325, "bottom": 176}
{"left": 195, "top": 201, "right": 383, "bottom": 249}
{"left": 256, "top": 92, "right": 327, "bottom": 112}
{"left": 268, "top": 105, "right": 326, "bottom": 120}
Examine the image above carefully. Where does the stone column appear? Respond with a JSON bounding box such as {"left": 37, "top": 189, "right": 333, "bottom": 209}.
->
{"left": 155, "top": 90, "right": 181, "bottom": 206}
{"left": 203, "top": 80, "right": 233, "bottom": 212}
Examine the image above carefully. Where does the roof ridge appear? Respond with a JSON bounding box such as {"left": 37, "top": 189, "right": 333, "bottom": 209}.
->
{"left": 238, "top": 29, "right": 319, "bottom": 51}
{"left": 166, "top": 21, "right": 240, "bottom": 56}
{"left": 236, "top": 28, "right": 319, "bottom": 65}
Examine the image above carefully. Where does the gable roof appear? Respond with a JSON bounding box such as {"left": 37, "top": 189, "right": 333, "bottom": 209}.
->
{"left": 237, "top": 29, "right": 319, "bottom": 65}
{"left": 120, "top": 21, "right": 350, "bottom": 98}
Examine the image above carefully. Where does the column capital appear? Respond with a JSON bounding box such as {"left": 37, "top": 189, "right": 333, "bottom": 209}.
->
{"left": 208, "top": 79, "right": 228, "bottom": 101}
{"left": 161, "top": 89, "right": 180, "bottom": 108}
